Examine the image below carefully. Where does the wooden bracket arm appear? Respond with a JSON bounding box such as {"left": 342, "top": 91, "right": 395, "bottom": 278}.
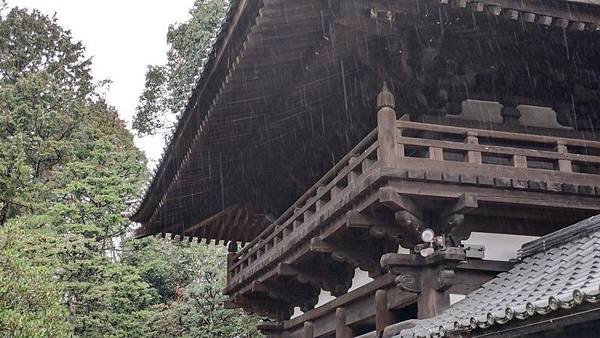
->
{"left": 379, "top": 187, "right": 422, "bottom": 218}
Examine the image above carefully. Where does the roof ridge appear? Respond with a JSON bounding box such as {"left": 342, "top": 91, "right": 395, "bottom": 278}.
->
{"left": 518, "top": 214, "right": 600, "bottom": 259}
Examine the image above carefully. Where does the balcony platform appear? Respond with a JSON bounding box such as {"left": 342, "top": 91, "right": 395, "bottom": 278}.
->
{"left": 225, "top": 97, "right": 600, "bottom": 322}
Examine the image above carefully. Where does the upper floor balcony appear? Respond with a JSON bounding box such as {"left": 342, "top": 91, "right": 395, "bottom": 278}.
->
{"left": 224, "top": 85, "right": 600, "bottom": 321}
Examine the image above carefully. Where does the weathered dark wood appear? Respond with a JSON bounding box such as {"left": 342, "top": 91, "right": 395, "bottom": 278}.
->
{"left": 130, "top": 0, "right": 600, "bottom": 335}
{"left": 417, "top": 267, "right": 451, "bottom": 319}
{"left": 226, "top": 114, "right": 600, "bottom": 306}
{"left": 303, "top": 321, "right": 314, "bottom": 338}
{"left": 382, "top": 248, "right": 466, "bottom": 319}
{"left": 335, "top": 308, "right": 353, "bottom": 338}
{"left": 377, "top": 83, "right": 398, "bottom": 166}
{"left": 375, "top": 289, "right": 392, "bottom": 336}
{"left": 134, "top": 0, "right": 600, "bottom": 241}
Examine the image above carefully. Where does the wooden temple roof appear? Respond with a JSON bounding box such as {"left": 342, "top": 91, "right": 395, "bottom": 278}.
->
{"left": 129, "top": 0, "right": 600, "bottom": 244}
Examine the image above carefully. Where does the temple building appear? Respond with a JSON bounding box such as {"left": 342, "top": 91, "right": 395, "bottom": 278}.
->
{"left": 129, "top": 0, "right": 600, "bottom": 336}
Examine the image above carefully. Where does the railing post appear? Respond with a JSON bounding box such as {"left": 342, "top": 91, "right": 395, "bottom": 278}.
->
{"left": 377, "top": 82, "right": 398, "bottom": 166}
{"left": 429, "top": 147, "right": 443, "bottom": 161}
{"left": 375, "top": 289, "right": 392, "bottom": 336}
{"left": 227, "top": 241, "right": 238, "bottom": 281}
{"left": 303, "top": 321, "right": 314, "bottom": 338}
{"left": 335, "top": 307, "right": 353, "bottom": 338}
{"left": 556, "top": 140, "right": 573, "bottom": 173}
{"left": 513, "top": 155, "right": 528, "bottom": 168}
{"left": 465, "top": 131, "right": 481, "bottom": 164}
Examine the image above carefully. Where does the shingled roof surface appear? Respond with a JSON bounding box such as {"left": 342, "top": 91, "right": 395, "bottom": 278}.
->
{"left": 394, "top": 214, "right": 600, "bottom": 338}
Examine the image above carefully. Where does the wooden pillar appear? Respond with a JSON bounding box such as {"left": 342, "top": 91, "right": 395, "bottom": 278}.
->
{"left": 227, "top": 241, "right": 238, "bottom": 281}
{"left": 513, "top": 155, "right": 528, "bottom": 168}
{"left": 465, "top": 131, "right": 481, "bottom": 164}
{"left": 417, "top": 268, "right": 450, "bottom": 319}
{"left": 303, "top": 321, "right": 314, "bottom": 338}
{"left": 501, "top": 101, "right": 520, "bottom": 125}
{"left": 381, "top": 248, "right": 465, "bottom": 320}
{"left": 375, "top": 289, "right": 392, "bottom": 336}
{"left": 336, "top": 307, "right": 353, "bottom": 338}
{"left": 376, "top": 82, "right": 398, "bottom": 166}
{"left": 556, "top": 140, "right": 572, "bottom": 173}
{"left": 429, "top": 147, "right": 443, "bottom": 161}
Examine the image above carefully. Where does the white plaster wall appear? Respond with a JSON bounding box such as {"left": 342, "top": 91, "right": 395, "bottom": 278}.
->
{"left": 463, "top": 232, "right": 539, "bottom": 261}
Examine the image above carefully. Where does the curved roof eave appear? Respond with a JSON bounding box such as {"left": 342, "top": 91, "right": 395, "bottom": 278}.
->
{"left": 128, "top": 0, "right": 265, "bottom": 225}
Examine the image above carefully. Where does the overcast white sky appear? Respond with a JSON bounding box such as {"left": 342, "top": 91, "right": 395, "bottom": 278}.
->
{"left": 8, "top": 0, "right": 195, "bottom": 165}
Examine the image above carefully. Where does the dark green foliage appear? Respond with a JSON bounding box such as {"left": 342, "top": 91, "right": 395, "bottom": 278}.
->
{"left": 0, "top": 6, "right": 153, "bottom": 337}
{"left": 0, "top": 223, "right": 72, "bottom": 337}
{"left": 132, "top": 65, "right": 168, "bottom": 135}
{"left": 124, "top": 240, "right": 261, "bottom": 338}
{"left": 122, "top": 237, "right": 201, "bottom": 303}
{"left": 1, "top": 3, "right": 262, "bottom": 337}
{"left": 0, "top": 6, "right": 92, "bottom": 94}
{"left": 133, "top": 0, "right": 227, "bottom": 136}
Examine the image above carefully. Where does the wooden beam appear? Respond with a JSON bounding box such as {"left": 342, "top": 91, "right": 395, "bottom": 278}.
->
{"left": 183, "top": 207, "right": 234, "bottom": 236}
{"left": 384, "top": 178, "right": 600, "bottom": 213}
{"left": 445, "top": 194, "right": 478, "bottom": 216}
{"left": 251, "top": 281, "right": 268, "bottom": 293}
{"left": 379, "top": 187, "right": 422, "bottom": 218}
{"left": 394, "top": 210, "right": 427, "bottom": 245}
{"left": 314, "top": 236, "right": 391, "bottom": 276}
{"left": 216, "top": 208, "right": 237, "bottom": 245}
{"left": 224, "top": 207, "right": 246, "bottom": 242}
{"left": 345, "top": 210, "right": 392, "bottom": 229}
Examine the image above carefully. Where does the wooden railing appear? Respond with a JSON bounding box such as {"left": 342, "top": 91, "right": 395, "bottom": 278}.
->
{"left": 226, "top": 107, "right": 600, "bottom": 292}
{"left": 395, "top": 120, "right": 600, "bottom": 178}
{"left": 227, "top": 128, "right": 380, "bottom": 287}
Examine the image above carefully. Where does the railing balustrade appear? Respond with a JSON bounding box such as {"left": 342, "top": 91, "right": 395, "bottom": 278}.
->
{"left": 396, "top": 120, "right": 600, "bottom": 176}
{"left": 227, "top": 129, "right": 380, "bottom": 284}
{"left": 226, "top": 116, "right": 600, "bottom": 292}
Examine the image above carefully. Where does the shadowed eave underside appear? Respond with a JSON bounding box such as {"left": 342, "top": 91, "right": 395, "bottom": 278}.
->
{"left": 129, "top": 0, "right": 600, "bottom": 244}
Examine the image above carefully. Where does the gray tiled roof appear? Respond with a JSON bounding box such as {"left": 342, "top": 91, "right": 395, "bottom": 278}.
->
{"left": 394, "top": 214, "right": 600, "bottom": 338}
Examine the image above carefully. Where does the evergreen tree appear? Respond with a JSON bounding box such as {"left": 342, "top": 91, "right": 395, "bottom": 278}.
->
{"left": 133, "top": 0, "right": 227, "bottom": 137}
{"left": 0, "top": 6, "right": 155, "bottom": 336}
{"left": 0, "top": 223, "right": 72, "bottom": 337}
{"left": 1, "top": 3, "right": 262, "bottom": 337}
{"left": 123, "top": 239, "right": 261, "bottom": 337}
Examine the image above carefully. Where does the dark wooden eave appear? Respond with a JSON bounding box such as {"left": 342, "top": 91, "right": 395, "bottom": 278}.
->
{"left": 130, "top": 0, "right": 600, "bottom": 244}
{"left": 131, "top": 0, "right": 267, "bottom": 241}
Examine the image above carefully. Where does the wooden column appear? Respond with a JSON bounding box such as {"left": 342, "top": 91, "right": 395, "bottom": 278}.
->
{"left": 465, "top": 131, "right": 481, "bottom": 164}
{"left": 376, "top": 82, "right": 398, "bottom": 166}
{"left": 375, "top": 289, "right": 392, "bottom": 336}
{"left": 381, "top": 248, "right": 465, "bottom": 320}
{"left": 336, "top": 307, "right": 353, "bottom": 338}
{"left": 556, "top": 140, "right": 573, "bottom": 173}
{"left": 429, "top": 147, "right": 443, "bottom": 161}
{"left": 303, "top": 321, "right": 314, "bottom": 338}
{"left": 501, "top": 101, "right": 520, "bottom": 125}
{"left": 513, "top": 155, "right": 528, "bottom": 168}
{"left": 417, "top": 268, "right": 451, "bottom": 319}
{"left": 227, "top": 241, "right": 238, "bottom": 282}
